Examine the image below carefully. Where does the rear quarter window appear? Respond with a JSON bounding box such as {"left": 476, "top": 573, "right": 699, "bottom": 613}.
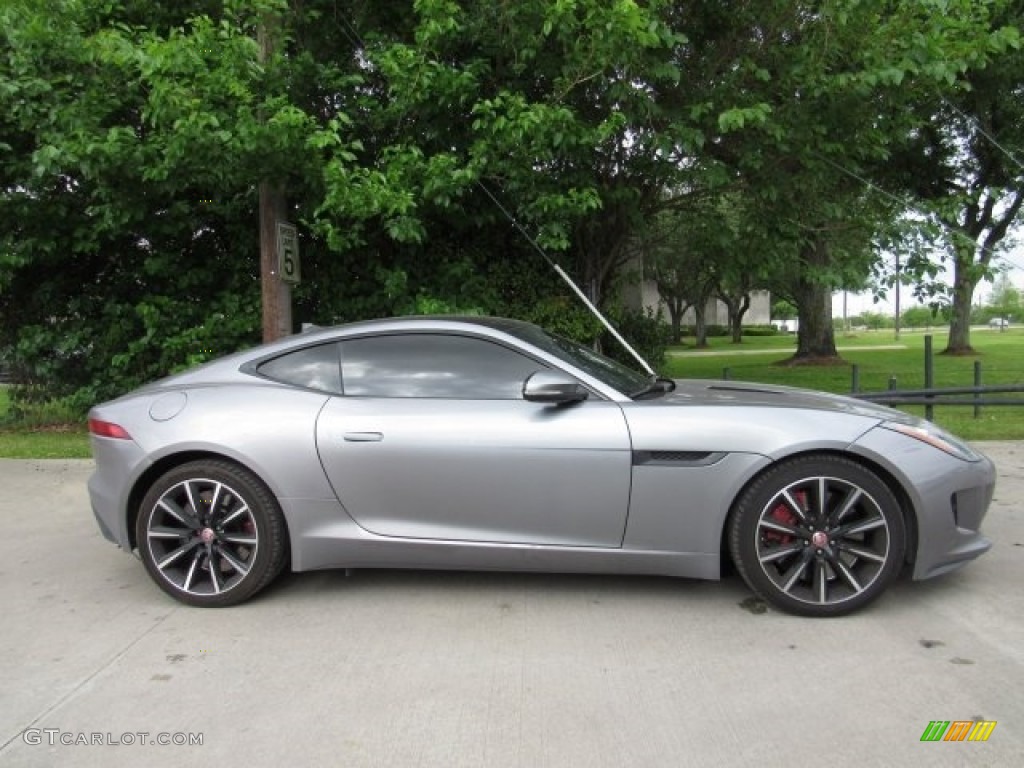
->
{"left": 256, "top": 343, "right": 342, "bottom": 394}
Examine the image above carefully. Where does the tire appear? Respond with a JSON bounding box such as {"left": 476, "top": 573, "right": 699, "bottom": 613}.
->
{"left": 728, "top": 455, "right": 906, "bottom": 617}
{"left": 136, "top": 460, "right": 287, "bottom": 607}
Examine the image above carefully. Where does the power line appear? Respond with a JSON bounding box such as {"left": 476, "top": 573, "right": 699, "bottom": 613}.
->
{"left": 812, "top": 152, "right": 1023, "bottom": 271}
{"left": 942, "top": 96, "right": 1024, "bottom": 174}
{"left": 327, "top": 5, "right": 657, "bottom": 376}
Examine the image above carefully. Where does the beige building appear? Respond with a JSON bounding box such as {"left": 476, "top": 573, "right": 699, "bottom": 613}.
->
{"left": 624, "top": 274, "right": 772, "bottom": 327}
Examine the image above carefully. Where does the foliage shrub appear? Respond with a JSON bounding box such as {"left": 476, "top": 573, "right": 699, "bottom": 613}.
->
{"left": 601, "top": 307, "right": 670, "bottom": 374}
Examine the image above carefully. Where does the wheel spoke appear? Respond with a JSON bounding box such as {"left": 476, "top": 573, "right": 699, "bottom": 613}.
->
{"left": 157, "top": 498, "right": 196, "bottom": 528}
{"left": 781, "top": 550, "right": 814, "bottom": 593}
{"left": 157, "top": 539, "right": 201, "bottom": 570}
{"left": 826, "top": 552, "right": 864, "bottom": 594}
{"left": 780, "top": 489, "right": 809, "bottom": 523}
{"left": 759, "top": 542, "right": 805, "bottom": 564}
{"left": 813, "top": 560, "right": 828, "bottom": 604}
{"left": 208, "top": 550, "right": 222, "bottom": 594}
{"left": 759, "top": 518, "right": 807, "bottom": 539}
{"left": 183, "top": 481, "right": 201, "bottom": 518}
{"left": 219, "top": 504, "right": 250, "bottom": 527}
{"left": 816, "top": 477, "right": 828, "bottom": 521}
{"left": 838, "top": 543, "right": 886, "bottom": 563}
{"left": 148, "top": 525, "right": 192, "bottom": 540}
{"left": 182, "top": 551, "right": 202, "bottom": 592}
{"left": 839, "top": 517, "right": 887, "bottom": 537}
{"left": 219, "top": 533, "right": 257, "bottom": 545}
{"left": 217, "top": 546, "right": 251, "bottom": 576}
{"left": 830, "top": 487, "right": 863, "bottom": 526}
{"left": 207, "top": 483, "right": 224, "bottom": 520}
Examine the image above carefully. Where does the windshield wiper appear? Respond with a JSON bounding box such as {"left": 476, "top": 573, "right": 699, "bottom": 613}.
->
{"left": 630, "top": 377, "right": 676, "bottom": 400}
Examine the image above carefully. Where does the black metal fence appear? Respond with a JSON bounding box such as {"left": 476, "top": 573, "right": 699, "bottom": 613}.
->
{"left": 854, "top": 384, "right": 1024, "bottom": 421}
{"left": 718, "top": 334, "right": 1024, "bottom": 423}
{"left": 850, "top": 335, "right": 1024, "bottom": 421}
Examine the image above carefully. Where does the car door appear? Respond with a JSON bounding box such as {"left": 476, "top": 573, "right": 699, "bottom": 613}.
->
{"left": 315, "top": 332, "right": 633, "bottom": 547}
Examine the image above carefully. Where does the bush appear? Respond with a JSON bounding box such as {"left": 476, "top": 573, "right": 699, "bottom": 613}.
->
{"left": 741, "top": 325, "right": 781, "bottom": 337}
{"left": 601, "top": 307, "right": 670, "bottom": 373}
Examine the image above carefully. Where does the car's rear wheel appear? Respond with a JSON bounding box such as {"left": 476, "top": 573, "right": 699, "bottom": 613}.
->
{"left": 729, "top": 455, "right": 906, "bottom": 617}
{"left": 136, "top": 460, "right": 287, "bottom": 607}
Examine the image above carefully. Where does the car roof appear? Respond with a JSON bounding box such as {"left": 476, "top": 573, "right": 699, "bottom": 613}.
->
{"left": 318, "top": 315, "right": 536, "bottom": 334}
{"left": 287, "top": 315, "right": 542, "bottom": 348}
{"left": 136, "top": 316, "right": 553, "bottom": 392}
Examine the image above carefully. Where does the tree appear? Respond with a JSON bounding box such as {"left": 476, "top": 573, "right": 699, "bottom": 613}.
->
{"left": 988, "top": 272, "right": 1022, "bottom": 320}
{"left": 901, "top": 305, "right": 941, "bottom": 329}
{"left": 2, "top": 0, "right": 1020, "bottom": 410}
{"left": 639, "top": 198, "right": 737, "bottom": 347}
{"left": 882, "top": 2, "right": 1023, "bottom": 354}
{"left": 718, "top": 276, "right": 754, "bottom": 344}
{"left": 0, "top": 0, "right": 370, "bottom": 406}
{"left": 677, "top": 0, "right": 1021, "bottom": 362}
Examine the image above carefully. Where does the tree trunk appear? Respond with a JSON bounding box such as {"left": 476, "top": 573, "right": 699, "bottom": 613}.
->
{"left": 666, "top": 297, "right": 687, "bottom": 344}
{"left": 728, "top": 294, "right": 751, "bottom": 343}
{"left": 944, "top": 255, "right": 977, "bottom": 354}
{"left": 790, "top": 238, "right": 839, "bottom": 361}
{"left": 942, "top": 189, "right": 1021, "bottom": 354}
{"left": 693, "top": 301, "right": 709, "bottom": 348}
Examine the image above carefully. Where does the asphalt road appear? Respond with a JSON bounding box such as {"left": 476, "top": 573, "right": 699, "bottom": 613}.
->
{"left": 1, "top": 445, "right": 1022, "bottom": 767}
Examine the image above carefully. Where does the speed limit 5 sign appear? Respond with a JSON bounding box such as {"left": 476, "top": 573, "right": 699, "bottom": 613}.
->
{"left": 276, "top": 222, "right": 300, "bottom": 284}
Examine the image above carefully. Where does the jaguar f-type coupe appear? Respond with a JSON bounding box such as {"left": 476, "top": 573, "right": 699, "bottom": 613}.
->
{"left": 87, "top": 316, "right": 995, "bottom": 616}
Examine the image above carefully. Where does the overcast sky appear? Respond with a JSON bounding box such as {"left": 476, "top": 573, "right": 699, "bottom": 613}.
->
{"left": 833, "top": 243, "right": 1024, "bottom": 318}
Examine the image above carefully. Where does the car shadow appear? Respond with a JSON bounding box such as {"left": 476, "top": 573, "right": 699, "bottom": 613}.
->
{"left": 267, "top": 566, "right": 737, "bottom": 603}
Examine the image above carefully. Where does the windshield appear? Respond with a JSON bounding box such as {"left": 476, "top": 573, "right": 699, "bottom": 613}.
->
{"left": 503, "top": 324, "right": 651, "bottom": 395}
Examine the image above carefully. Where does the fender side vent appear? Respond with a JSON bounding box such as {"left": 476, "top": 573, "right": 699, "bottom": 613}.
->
{"left": 633, "top": 451, "right": 725, "bottom": 467}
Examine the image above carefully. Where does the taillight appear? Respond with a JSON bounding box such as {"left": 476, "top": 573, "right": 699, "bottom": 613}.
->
{"left": 88, "top": 419, "right": 132, "bottom": 440}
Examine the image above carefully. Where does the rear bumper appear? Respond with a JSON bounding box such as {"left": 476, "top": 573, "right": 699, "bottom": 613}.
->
{"left": 87, "top": 434, "right": 151, "bottom": 552}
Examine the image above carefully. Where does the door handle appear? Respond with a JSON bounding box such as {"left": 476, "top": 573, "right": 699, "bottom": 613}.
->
{"left": 343, "top": 431, "right": 383, "bottom": 442}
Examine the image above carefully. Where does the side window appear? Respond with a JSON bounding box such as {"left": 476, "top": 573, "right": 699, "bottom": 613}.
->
{"left": 256, "top": 343, "right": 342, "bottom": 394}
{"left": 341, "top": 334, "right": 547, "bottom": 399}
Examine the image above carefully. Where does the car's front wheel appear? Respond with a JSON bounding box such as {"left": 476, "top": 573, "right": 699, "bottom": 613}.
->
{"left": 136, "top": 460, "right": 287, "bottom": 607}
{"left": 729, "top": 455, "right": 906, "bottom": 617}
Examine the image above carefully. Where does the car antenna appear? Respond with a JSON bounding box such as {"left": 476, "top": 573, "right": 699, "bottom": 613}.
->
{"left": 476, "top": 181, "right": 656, "bottom": 377}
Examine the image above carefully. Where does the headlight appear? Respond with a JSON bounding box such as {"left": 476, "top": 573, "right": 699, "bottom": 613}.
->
{"left": 882, "top": 421, "right": 981, "bottom": 462}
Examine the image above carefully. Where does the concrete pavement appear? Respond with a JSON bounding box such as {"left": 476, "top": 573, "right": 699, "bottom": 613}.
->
{"left": 1, "top": 445, "right": 1022, "bottom": 767}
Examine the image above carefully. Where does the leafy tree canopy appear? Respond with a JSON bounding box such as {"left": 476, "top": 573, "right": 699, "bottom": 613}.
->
{"left": 1, "top": 0, "right": 1020, "bottom": 410}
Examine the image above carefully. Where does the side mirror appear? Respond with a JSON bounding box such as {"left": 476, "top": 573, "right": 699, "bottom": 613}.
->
{"left": 522, "top": 370, "right": 589, "bottom": 404}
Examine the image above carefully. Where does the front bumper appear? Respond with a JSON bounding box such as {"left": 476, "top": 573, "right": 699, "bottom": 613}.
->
{"left": 850, "top": 426, "right": 995, "bottom": 580}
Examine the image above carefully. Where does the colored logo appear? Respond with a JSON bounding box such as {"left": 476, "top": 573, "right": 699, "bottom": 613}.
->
{"left": 920, "top": 720, "right": 997, "bottom": 742}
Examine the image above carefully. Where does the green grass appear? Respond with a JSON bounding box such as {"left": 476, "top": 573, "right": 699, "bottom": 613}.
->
{"left": 0, "top": 386, "right": 91, "bottom": 459}
{"left": 0, "top": 431, "right": 91, "bottom": 459}
{"left": 664, "top": 327, "right": 1024, "bottom": 440}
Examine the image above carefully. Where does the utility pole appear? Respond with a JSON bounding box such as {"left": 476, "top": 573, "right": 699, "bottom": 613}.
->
{"left": 893, "top": 252, "right": 901, "bottom": 340}
{"left": 258, "top": 13, "right": 291, "bottom": 343}
{"left": 259, "top": 183, "right": 291, "bottom": 342}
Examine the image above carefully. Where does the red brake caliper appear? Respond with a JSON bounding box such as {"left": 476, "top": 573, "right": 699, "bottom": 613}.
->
{"left": 764, "top": 490, "right": 806, "bottom": 545}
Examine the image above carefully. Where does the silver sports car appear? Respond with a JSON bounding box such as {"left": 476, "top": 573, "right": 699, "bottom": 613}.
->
{"left": 87, "top": 316, "right": 995, "bottom": 616}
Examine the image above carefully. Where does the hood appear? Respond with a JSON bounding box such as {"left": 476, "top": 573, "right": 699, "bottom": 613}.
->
{"left": 656, "top": 379, "right": 906, "bottom": 421}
